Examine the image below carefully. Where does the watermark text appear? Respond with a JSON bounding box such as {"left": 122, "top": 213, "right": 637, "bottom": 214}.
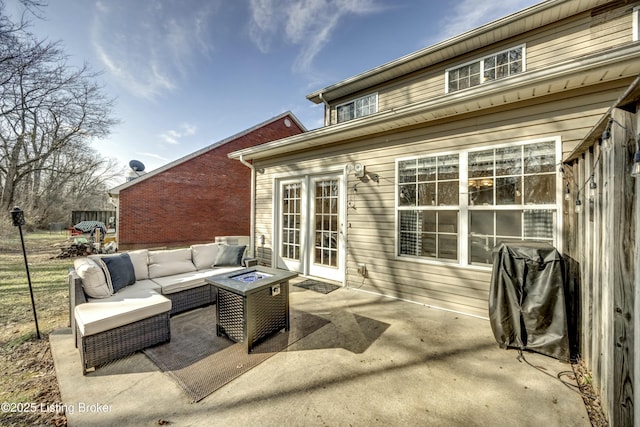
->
{"left": 1, "top": 401, "right": 112, "bottom": 415}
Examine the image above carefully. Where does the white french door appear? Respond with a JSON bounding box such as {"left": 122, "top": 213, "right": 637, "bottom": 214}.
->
{"left": 278, "top": 179, "right": 304, "bottom": 273}
{"left": 275, "top": 173, "right": 345, "bottom": 282}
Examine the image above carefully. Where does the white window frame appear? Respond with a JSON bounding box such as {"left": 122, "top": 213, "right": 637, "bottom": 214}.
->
{"left": 395, "top": 137, "right": 562, "bottom": 270}
{"left": 335, "top": 92, "right": 378, "bottom": 124}
{"left": 397, "top": 152, "right": 461, "bottom": 263}
{"left": 445, "top": 44, "right": 526, "bottom": 94}
{"left": 633, "top": 6, "right": 639, "bottom": 42}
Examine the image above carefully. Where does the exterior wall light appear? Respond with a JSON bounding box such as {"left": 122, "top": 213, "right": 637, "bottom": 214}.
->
{"left": 589, "top": 178, "right": 597, "bottom": 198}
{"left": 632, "top": 134, "right": 640, "bottom": 178}
{"left": 631, "top": 151, "right": 640, "bottom": 177}
{"left": 601, "top": 122, "right": 612, "bottom": 152}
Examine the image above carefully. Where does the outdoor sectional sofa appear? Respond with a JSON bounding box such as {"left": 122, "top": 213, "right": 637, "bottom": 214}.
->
{"left": 68, "top": 238, "right": 254, "bottom": 374}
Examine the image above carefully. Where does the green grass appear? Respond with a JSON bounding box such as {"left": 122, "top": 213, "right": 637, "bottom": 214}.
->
{"left": 0, "top": 229, "right": 70, "bottom": 343}
{"left": 0, "top": 230, "right": 71, "bottom": 425}
{"left": 0, "top": 237, "right": 70, "bottom": 343}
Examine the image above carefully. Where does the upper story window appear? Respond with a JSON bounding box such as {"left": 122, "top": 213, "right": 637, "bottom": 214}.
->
{"left": 446, "top": 45, "right": 525, "bottom": 93}
{"left": 336, "top": 93, "right": 378, "bottom": 123}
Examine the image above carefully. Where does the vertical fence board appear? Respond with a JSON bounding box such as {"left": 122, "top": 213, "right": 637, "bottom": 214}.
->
{"left": 610, "top": 110, "right": 635, "bottom": 425}
{"left": 567, "top": 107, "right": 636, "bottom": 426}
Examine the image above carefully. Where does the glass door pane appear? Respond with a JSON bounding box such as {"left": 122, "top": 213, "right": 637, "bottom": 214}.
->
{"left": 281, "top": 182, "right": 301, "bottom": 261}
{"left": 314, "top": 179, "right": 339, "bottom": 268}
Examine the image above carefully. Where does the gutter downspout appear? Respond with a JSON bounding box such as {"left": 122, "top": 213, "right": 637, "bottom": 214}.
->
{"left": 319, "top": 92, "right": 330, "bottom": 126}
{"left": 239, "top": 155, "right": 256, "bottom": 258}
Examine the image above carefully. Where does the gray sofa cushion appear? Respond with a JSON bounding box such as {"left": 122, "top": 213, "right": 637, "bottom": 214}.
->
{"left": 148, "top": 248, "right": 197, "bottom": 278}
{"left": 87, "top": 279, "right": 162, "bottom": 302}
{"left": 75, "top": 289, "right": 171, "bottom": 337}
{"left": 151, "top": 266, "right": 242, "bottom": 294}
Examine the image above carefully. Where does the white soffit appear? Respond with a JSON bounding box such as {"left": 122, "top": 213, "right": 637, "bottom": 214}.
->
{"left": 307, "top": 0, "right": 612, "bottom": 103}
{"left": 231, "top": 45, "right": 640, "bottom": 161}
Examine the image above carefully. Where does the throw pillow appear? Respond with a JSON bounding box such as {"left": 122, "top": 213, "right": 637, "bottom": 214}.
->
{"left": 191, "top": 243, "right": 220, "bottom": 270}
{"left": 127, "top": 249, "right": 149, "bottom": 280}
{"left": 213, "top": 245, "right": 246, "bottom": 266}
{"left": 74, "top": 257, "right": 112, "bottom": 298}
{"left": 100, "top": 253, "right": 136, "bottom": 293}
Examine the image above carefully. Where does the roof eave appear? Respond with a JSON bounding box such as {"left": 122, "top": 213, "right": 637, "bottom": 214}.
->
{"left": 306, "top": 0, "right": 600, "bottom": 104}
{"left": 565, "top": 74, "right": 640, "bottom": 162}
{"left": 108, "top": 111, "right": 304, "bottom": 194}
{"left": 233, "top": 45, "right": 640, "bottom": 161}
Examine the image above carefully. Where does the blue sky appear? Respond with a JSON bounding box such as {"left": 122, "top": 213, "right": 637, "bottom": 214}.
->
{"left": 8, "top": 0, "right": 541, "bottom": 178}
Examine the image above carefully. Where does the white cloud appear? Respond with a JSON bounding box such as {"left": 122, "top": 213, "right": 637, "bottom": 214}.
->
{"left": 137, "top": 152, "right": 169, "bottom": 162}
{"left": 180, "top": 123, "right": 197, "bottom": 136}
{"left": 91, "top": 1, "right": 220, "bottom": 99}
{"left": 248, "top": 0, "right": 385, "bottom": 73}
{"left": 429, "top": 0, "right": 541, "bottom": 45}
{"left": 248, "top": 0, "right": 279, "bottom": 53}
{"left": 159, "top": 123, "right": 198, "bottom": 145}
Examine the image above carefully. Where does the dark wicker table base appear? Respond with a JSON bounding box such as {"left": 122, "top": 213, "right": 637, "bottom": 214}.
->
{"left": 214, "top": 280, "right": 290, "bottom": 353}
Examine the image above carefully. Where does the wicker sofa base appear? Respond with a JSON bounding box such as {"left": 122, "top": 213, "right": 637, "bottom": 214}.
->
{"left": 69, "top": 254, "right": 250, "bottom": 374}
{"left": 166, "top": 284, "right": 214, "bottom": 316}
{"left": 78, "top": 311, "right": 170, "bottom": 374}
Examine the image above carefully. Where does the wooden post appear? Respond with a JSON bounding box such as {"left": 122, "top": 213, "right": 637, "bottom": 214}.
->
{"left": 609, "top": 108, "right": 635, "bottom": 425}
{"left": 634, "top": 105, "right": 640, "bottom": 427}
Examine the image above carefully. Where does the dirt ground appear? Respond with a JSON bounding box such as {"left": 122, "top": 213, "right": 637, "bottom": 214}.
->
{"left": 573, "top": 360, "right": 609, "bottom": 426}
{"left": 0, "top": 336, "right": 67, "bottom": 426}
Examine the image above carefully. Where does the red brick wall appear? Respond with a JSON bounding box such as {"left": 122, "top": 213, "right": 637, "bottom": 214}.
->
{"left": 117, "top": 115, "right": 304, "bottom": 249}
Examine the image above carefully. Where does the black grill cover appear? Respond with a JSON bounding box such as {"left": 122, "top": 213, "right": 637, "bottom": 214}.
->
{"left": 489, "top": 241, "right": 570, "bottom": 362}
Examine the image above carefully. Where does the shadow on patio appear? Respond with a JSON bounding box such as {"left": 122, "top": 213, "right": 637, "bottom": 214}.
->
{"left": 50, "top": 280, "right": 590, "bottom": 427}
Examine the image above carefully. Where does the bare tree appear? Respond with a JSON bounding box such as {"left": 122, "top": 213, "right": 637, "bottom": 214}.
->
{"left": 19, "top": 142, "right": 121, "bottom": 228}
{"left": 0, "top": 1, "right": 119, "bottom": 222}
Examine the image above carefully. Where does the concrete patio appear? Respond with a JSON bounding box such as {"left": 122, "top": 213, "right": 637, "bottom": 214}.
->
{"left": 50, "top": 278, "right": 590, "bottom": 426}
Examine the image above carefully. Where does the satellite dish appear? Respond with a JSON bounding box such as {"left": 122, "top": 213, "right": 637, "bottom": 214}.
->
{"left": 129, "top": 160, "right": 145, "bottom": 172}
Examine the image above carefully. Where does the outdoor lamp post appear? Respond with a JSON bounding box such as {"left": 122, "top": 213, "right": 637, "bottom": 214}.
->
{"left": 10, "top": 207, "right": 41, "bottom": 339}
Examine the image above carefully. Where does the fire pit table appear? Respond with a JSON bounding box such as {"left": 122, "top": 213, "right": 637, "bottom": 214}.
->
{"left": 206, "top": 266, "right": 297, "bottom": 353}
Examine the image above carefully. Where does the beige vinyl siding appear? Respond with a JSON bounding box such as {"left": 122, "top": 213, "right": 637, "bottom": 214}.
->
{"left": 328, "top": 4, "right": 635, "bottom": 125}
{"left": 527, "top": 7, "right": 632, "bottom": 70}
{"left": 253, "top": 81, "right": 626, "bottom": 318}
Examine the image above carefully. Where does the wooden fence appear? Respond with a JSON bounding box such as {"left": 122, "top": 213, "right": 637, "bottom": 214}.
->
{"left": 563, "top": 106, "right": 637, "bottom": 426}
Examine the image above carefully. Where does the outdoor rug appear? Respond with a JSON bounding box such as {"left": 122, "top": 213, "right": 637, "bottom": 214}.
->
{"left": 294, "top": 279, "right": 341, "bottom": 294}
{"left": 143, "top": 305, "right": 329, "bottom": 403}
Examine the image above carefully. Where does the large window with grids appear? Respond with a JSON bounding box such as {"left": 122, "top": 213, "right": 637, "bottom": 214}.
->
{"left": 397, "top": 139, "right": 560, "bottom": 267}
{"left": 398, "top": 154, "right": 460, "bottom": 261}
{"left": 336, "top": 93, "right": 378, "bottom": 123}
{"left": 446, "top": 45, "right": 525, "bottom": 93}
